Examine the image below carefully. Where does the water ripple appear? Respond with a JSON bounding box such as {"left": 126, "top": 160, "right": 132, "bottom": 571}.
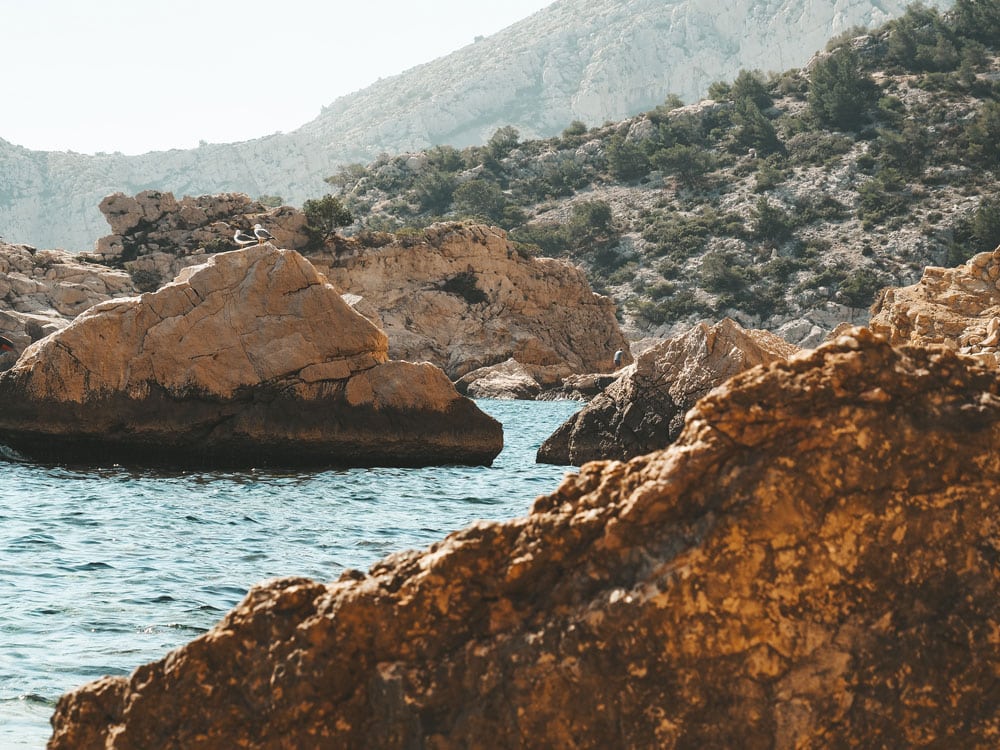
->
{"left": 0, "top": 399, "right": 581, "bottom": 747}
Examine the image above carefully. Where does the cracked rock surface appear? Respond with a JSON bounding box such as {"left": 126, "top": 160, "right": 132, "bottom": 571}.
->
{"left": 49, "top": 327, "right": 1000, "bottom": 748}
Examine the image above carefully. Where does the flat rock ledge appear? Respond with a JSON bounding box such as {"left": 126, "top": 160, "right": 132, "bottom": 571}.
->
{"left": 49, "top": 328, "right": 1000, "bottom": 748}
{"left": 0, "top": 245, "right": 501, "bottom": 468}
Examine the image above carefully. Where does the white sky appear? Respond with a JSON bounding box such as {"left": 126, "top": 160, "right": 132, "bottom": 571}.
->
{"left": 1, "top": 1, "right": 553, "bottom": 155}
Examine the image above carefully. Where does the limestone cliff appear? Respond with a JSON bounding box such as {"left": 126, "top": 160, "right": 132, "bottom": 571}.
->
{"left": 316, "top": 222, "right": 629, "bottom": 378}
{"left": 48, "top": 328, "right": 1000, "bottom": 747}
{"left": 869, "top": 244, "right": 1000, "bottom": 367}
{"left": 538, "top": 317, "right": 799, "bottom": 464}
{"left": 0, "top": 0, "right": 940, "bottom": 250}
{"left": 0, "top": 245, "right": 502, "bottom": 468}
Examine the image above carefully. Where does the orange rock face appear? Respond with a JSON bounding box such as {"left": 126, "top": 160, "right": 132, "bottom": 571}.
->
{"left": 317, "top": 223, "right": 630, "bottom": 378}
{"left": 48, "top": 328, "right": 1000, "bottom": 747}
{"left": 870, "top": 245, "right": 1000, "bottom": 367}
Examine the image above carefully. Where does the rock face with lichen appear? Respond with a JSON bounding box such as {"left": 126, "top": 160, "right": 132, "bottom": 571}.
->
{"left": 47, "top": 328, "right": 1000, "bottom": 748}
{"left": 869, "top": 245, "right": 1000, "bottom": 367}
{"left": 0, "top": 244, "right": 501, "bottom": 468}
{"left": 537, "top": 317, "right": 799, "bottom": 464}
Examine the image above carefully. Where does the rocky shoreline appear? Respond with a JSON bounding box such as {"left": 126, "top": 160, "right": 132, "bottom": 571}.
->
{"left": 48, "top": 328, "right": 1000, "bottom": 748}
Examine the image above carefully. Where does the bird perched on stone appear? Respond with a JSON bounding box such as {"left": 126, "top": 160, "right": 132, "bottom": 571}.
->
{"left": 233, "top": 228, "right": 256, "bottom": 247}
{"left": 0, "top": 335, "right": 16, "bottom": 353}
{"left": 253, "top": 224, "right": 275, "bottom": 244}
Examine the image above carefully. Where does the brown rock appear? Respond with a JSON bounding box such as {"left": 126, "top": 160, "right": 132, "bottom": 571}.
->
{"left": 93, "top": 191, "right": 313, "bottom": 290}
{"left": 869, "top": 245, "right": 1000, "bottom": 362}
{"left": 316, "top": 223, "right": 630, "bottom": 378}
{"left": 48, "top": 327, "right": 1000, "bottom": 748}
{"left": 0, "top": 241, "right": 136, "bottom": 352}
{"left": 0, "top": 245, "right": 501, "bottom": 468}
{"left": 537, "top": 317, "right": 799, "bottom": 464}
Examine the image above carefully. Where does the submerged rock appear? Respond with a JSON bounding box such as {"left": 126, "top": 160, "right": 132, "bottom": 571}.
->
{"left": 48, "top": 328, "right": 1000, "bottom": 748}
{"left": 0, "top": 245, "right": 501, "bottom": 468}
{"left": 537, "top": 317, "right": 799, "bottom": 464}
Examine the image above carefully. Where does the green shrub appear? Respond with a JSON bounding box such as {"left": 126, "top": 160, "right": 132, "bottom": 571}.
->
{"left": 303, "top": 194, "right": 354, "bottom": 248}
{"left": 838, "top": 268, "right": 884, "bottom": 308}
{"left": 808, "top": 46, "right": 879, "bottom": 131}
{"left": 440, "top": 271, "right": 488, "bottom": 305}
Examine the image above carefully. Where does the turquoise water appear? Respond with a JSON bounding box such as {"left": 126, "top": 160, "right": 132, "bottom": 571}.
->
{"left": 0, "top": 399, "right": 581, "bottom": 749}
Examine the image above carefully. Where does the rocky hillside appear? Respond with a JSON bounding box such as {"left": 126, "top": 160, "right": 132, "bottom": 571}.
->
{"left": 0, "top": 0, "right": 937, "bottom": 250}
{"left": 330, "top": 1, "right": 999, "bottom": 342}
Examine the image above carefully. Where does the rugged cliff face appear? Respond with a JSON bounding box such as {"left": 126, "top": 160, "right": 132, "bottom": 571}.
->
{"left": 49, "top": 328, "right": 1000, "bottom": 748}
{"left": 0, "top": 0, "right": 937, "bottom": 250}
{"left": 537, "top": 317, "right": 799, "bottom": 464}
{"left": 0, "top": 241, "right": 134, "bottom": 350}
{"left": 317, "top": 222, "right": 629, "bottom": 378}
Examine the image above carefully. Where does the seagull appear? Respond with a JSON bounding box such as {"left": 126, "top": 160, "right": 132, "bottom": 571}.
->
{"left": 253, "top": 224, "right": 275, "bottom": 244}
{"left": 233, "top": 228, "right": 256, "bottom": 247}
{"left": 0, "top": 335, "right": 16, "bottom": 353}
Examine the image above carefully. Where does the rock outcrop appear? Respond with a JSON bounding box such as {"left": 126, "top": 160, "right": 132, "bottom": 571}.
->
{"left": 454, "top": 358, "right": 574, "bottom": 400}
{"left": 0, "top": 240, "right": 135, "bottom": 353}
{"left": 49, "top": 328, "right": 1000, "bottom": 748}
{"left": 869, "top": 245, "right": 1000, "bottom": 367}
{"left": 0, "top": 245, "right": 502, "bottom": 468}
{"left": 317, "top": 223, "right": 629, "bottom": 378}
{"left": 537, "top": 318, "right": 799, "bottom": 464}
{"left": 92, "top": 190, "right": 311, "bottom": 289}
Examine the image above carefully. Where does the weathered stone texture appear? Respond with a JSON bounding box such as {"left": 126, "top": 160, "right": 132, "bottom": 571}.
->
{"left": 870, "top": 244, "right": 1000, "bottom": 367}
{"left": 0, "top": 241, "right": 135, "bottom": 352}
{"left": 0, "top": 245, "right": 501, "bottom": 468}
{"left": 317, "top": 222, "right": 629, "bottom": 379}
{"left": 538, "top": 317, "right": 799, "bottom": 464}
{"left": 48, "top": 328, "right": 1000, "bottom": 747}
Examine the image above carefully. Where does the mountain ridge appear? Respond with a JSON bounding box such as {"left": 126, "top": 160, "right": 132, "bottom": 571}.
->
{"left": 0, "top": 0, "right": 945, "bottom": 250}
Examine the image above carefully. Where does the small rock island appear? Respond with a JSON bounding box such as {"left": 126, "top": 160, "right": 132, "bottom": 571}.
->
{"left": 0, "top": 244, "right": 502, "bottom": 468}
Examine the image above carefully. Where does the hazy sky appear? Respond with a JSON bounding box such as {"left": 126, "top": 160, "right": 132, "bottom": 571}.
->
{"left": 1, "top": 1, "right": 553, "bottom": 155}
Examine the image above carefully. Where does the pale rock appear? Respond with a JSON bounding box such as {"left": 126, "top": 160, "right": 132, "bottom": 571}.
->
{"left": 869, "top": 244, "right": 1000, "bottom": 365}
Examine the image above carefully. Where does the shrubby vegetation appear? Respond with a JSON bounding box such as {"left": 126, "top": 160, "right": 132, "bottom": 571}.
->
{"left": 307, "top": 0, "right": 1000, "bottom": 332}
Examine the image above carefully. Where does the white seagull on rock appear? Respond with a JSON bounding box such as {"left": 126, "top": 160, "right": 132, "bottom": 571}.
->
{"left": 233, "top": 228, "right": 256, "bottom": 247}
{"left": 253, "top": 224, "right": 275, "bottom": 244}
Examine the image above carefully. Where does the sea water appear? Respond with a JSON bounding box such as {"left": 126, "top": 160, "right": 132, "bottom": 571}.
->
{"left": 0, "top": 399, "right": 582, "bottom": 749}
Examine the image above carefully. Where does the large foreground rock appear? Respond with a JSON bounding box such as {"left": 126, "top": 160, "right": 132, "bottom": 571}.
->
{"left": 49, "top": 328, "right": 1000, "bottom": 748}
{"left": 538, "top": 317, "right": 799, "bottom": 464}
{"left": 0, "top": 245, "right": 501, "bottom": 468}
{"left": 869, "top": 245, "right": 1000, "bottom": 367}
